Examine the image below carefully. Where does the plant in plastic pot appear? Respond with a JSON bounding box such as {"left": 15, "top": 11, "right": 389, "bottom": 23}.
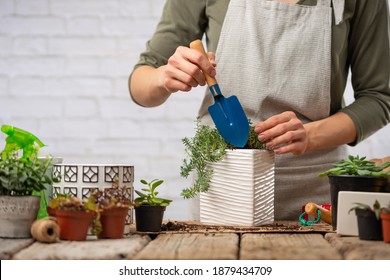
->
{"left": 134, "top": 179, "right": 172, "bottom": 232}
{"left": 348, "top": 200, "right": 383, "bottom": 241}
{"left": 0, "top": 125, "right": 60, "bottom": 238}
{"left": 88, "top": 179, "right": 132, "bottom": 239}
{"left": 320, "top": 155, "right": 390, "bottom": 229}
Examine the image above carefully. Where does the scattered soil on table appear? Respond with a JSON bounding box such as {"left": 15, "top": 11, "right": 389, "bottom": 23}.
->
{"left": 160, "top": 220, "right": 332, "bottom": 233}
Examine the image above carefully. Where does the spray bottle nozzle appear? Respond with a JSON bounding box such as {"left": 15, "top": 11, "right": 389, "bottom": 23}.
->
{"left": 1, "top": 125, "right": 46, "bottom": 160}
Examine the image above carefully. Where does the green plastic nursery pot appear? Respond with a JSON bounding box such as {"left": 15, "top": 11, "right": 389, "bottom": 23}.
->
{"left": 135, "top": 205, "right": 166, "bottom": 232}
{"left": 328, "top": 175, "right": 389, "bottom": 230}
{"left": 355, "top": 209, "right": 383, "bottom": 241}
{"left": 381, "top": 212, "right": 390, "bottom": 243}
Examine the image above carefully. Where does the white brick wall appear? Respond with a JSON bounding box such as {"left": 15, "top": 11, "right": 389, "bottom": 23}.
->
{"left": 0, "top": 0, "right": 389, "bottom": 221}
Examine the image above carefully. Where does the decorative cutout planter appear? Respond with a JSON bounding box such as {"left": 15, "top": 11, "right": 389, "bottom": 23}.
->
{"left": 52, "top": 164, "right": 134, "bottom": 234}
{"left": 0, "top": 196, "right": 41, "bottom": 238}
{"left": 200, "top": 149, "right": 274, "bottom": 226}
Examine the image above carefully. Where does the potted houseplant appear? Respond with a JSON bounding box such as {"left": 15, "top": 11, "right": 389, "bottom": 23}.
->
{"left": 380, "top": 203, "right": 390, "bottom": 243}
{"left": 180, "top": 118, "right": 273, "bottom": 226}
{"left": 0, "top": 125, "right": 59, "bottom": 238}
{"left": 48, "top": 194, "right": 97, "bottom": 241}
{"left": 348, "top": 200, "right": 383, "bottom": 241}
{"left": 51, "top": 163, "right": 135, "bottom": 226}
{"left": 320, "top": 155, "right": 390, "bottom": 229}
{"left": 88, "top": 180, "right": 132, "bottom": 239}
{"left": 134, "top": 179, "right": 172, "bottom": 232}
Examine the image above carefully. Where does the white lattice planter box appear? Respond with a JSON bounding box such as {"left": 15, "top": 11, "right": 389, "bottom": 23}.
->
{"left": 52, "top": 164, "right": 134, "bottom": 228}
{"left": 200, "top": 150, "right": 274, "bottom": 226}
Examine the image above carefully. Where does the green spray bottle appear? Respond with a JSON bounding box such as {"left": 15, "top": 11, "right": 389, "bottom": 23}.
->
{"left": 1, "top": 125, "right": 49, "bottom": 219}
{"left": 1, "top": 125, "right": 45, "bottom": 160}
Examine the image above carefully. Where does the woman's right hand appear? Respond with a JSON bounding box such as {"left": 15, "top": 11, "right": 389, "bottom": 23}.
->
{"left": 162, "top": 46, "right": 216, "bottom": 93}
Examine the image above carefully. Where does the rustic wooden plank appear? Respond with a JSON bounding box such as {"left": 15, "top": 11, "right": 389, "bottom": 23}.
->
{"left": 0, "top": 238, "right": 34, "bottom": 260}
{"left": 12, "top": 234, "right": 151, "bottom": 260}
{"left": 325, "top": 233, "right": 390, "bottom": 260}
{"left": 133, "top": 233, "right": 239, "bottom": 260}
{"left": 240, "top": 233, "right": 342, "bottom": 260}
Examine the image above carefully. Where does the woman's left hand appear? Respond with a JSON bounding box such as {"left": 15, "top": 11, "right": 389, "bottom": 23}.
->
{"left": 254, "top": 111, "right": 308, "bottom": 155}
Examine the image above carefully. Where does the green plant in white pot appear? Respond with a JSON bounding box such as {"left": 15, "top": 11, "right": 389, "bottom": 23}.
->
{"left": 0, "top": 125, "right": 59, "bottom": 238}
{"left": 134, "top": 179, "right": 172, "bottom": 232}
{"left": 180, "top": 118, "right": 274, "bottom": 226}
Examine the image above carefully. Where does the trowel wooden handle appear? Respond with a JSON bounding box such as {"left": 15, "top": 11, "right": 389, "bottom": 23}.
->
{"left": 305, "top": 202, "right": 332, "bottom": 225}
{"left": 189, "top": 39, "right": 217, "bottom": 87}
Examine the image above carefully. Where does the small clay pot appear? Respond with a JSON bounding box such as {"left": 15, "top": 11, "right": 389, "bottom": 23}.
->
{"left": 98, "top": 206, "right": 129, "bottom": 239}
{"left": 380, "top": 212, "right": 390, "bottom": 243}
{"left": 56, "top": 209, "right": 92, "bottom": 241}
{"left": 47, "top": 206, "right": 56, "bottom": 217}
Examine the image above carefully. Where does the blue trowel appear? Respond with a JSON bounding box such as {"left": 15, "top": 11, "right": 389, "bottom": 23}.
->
{"left": 190, "top": 40, "right": 249, "bottom": 147}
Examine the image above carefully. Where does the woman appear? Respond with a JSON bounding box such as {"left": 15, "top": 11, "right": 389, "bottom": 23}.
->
{"left": 129, "top": 0, "right": 390, "bottom": 219}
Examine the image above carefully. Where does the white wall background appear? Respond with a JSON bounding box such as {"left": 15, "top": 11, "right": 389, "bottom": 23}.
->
{"left": 0, "top": 0, "right": 389, "bottom": 220}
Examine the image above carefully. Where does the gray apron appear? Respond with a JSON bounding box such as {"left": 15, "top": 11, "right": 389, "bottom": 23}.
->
{"left": 198, "top": 0, "right": 347, "bottom": 220}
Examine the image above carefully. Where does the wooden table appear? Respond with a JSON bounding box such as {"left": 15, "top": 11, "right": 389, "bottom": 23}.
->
{"left": 1, "top": 221, "right": 390, "bottom": 260}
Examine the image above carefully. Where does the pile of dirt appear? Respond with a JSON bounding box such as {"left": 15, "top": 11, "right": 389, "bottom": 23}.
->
{"left": 160, "top": 220, "right": 320, "bottom": 233}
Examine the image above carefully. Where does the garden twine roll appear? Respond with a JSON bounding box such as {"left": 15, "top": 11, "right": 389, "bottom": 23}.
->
{"left": 30, "top": 217, "right": 60, "bottom": 243}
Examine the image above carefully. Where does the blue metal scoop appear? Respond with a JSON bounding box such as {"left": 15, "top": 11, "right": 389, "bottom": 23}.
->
{"left": 190, "top": 40, "right": 249, "bottom": 147}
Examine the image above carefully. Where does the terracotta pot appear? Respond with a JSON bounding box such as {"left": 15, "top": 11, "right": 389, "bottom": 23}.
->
{"left": 98, "top": 206, "right": 129, "bottom": 239}
{"left": 47, "top": 206, "right": 56, "bottom": 217}
{"left": 135, "top": 205, "right": 166, "bottom": 232}
{"left": 381, "top": 212, "right": 390, "bottom": 243}
{"left": 328, "top": 175, "right": 389, "bottom": 230}
{"left": 355, "top": 208, "right": 383, "bottom": 241}
{"left": 55, "top": 209, "right": 92, "bottom": 241}
{"left": 0, "top": 196, "right": 41, "bottom": 238}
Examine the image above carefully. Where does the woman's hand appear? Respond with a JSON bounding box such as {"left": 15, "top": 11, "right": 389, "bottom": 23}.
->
{"left": 254, "top": 111, "right": 308, "bottom": 155}
{"left": 163, "top": 46, "right": 216, "bottom": 93}
{"left": 130, "top": 46, "right": 216, "bottom": 107}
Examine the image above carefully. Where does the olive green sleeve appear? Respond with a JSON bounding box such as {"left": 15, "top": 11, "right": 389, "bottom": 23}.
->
{"left": 340, "top": 0, "right": 390, "bottom": 144}
{"left": 133, "top": 0, "right": 207, "bottom": 69}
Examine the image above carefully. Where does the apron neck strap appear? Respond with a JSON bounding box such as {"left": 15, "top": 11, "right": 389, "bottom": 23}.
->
{"left": 317, "top": 0, "right": 344, "bottom": 25}
{"left": 316, "top": 0, "right": 331, "bottom": 6}
{"left": 332, "top": 0, "right": 345, "bottom": 25}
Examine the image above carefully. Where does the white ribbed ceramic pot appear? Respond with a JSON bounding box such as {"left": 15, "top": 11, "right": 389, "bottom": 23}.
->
{"left": 200, "top": 150, "right": 275, "bottom": 226}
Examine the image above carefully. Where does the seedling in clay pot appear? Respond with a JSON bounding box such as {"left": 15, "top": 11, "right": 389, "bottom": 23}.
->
{"left": 48, "top": 194, "right": 98, "bottom": 241}
{"left": 88, "top": 180, "right": 132, "bottom": 239}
